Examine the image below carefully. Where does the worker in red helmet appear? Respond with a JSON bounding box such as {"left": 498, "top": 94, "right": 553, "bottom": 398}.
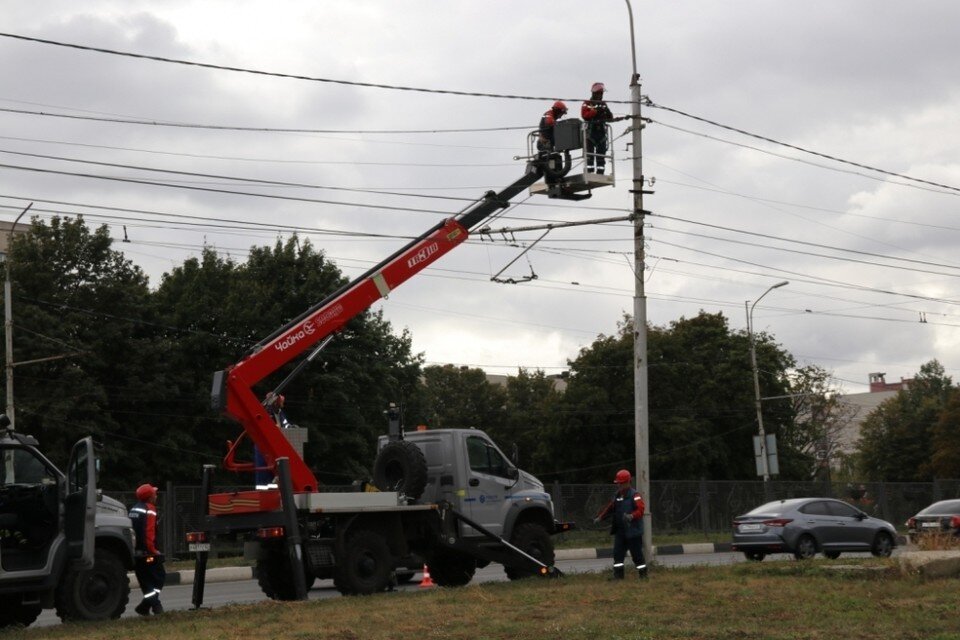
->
{"left": 580, "top": 82, "right": 615, "bottom": 174}
{"left": 129, "top": 483, "right": 166, "bottom": 615}
{"left": 537, "top": 100, "right": 568, "bottom": 152}
{"left": 593, "top": 468, "right": 647, "bottom": 579}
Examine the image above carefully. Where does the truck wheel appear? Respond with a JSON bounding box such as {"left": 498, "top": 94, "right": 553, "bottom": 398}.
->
{"left": 54, "top": 548, "right": 130, "bottom": 622}
{"left": 0, "top": 595, "right": 41, "bottom": 628}
{"left": 427, "top": 550, "right": 476, "bottom": 587}
{"left": 373, "top": 440, "right": 428, "bottom": 501}
{"left": 504, "top": 522, "right": 555, "bottom": 580}
{"left": 256, "top": 543, "right": 299, "bottom": 601}
{"left": 334, "top": 530, "right": 393, "bottom": 595}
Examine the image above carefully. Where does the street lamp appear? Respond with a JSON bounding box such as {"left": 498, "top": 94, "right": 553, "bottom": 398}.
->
{"left": 746, "top": 280, "right": 788, "bottom": 483}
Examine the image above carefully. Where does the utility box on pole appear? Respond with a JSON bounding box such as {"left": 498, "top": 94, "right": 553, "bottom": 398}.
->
{"left": 753, "top": 434, "right": 779, "bottom": 477}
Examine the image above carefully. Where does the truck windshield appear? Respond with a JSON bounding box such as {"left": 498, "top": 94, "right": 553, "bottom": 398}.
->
{"left": 1, "top": 448, "right": 56, "bottom": 486}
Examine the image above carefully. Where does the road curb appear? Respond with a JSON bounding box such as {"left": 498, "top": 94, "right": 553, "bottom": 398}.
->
{"left": 553, "top": 542, "right": 733, "bottom": 562}
{"left": 146, "top": 542, "right": 734, "bottom": 586}
{"left": 128, "top": 566, "right": 256, "bottom": 589}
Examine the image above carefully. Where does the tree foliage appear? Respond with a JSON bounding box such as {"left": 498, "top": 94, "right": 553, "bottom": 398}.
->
{"left": 535, "top": 312, "right": 798, "bottom": 482}
{"left": 780, "top": 365, "right": 857, "bottom": 481}
{"left": 4, "top": 224, "right": 422, "bottom": 489}
{"left": 930, "top": 388, "right": 960, "bottom": 478}
{"left": 857, "top": 360, "right": 953, "bottom": 481}
{"left": 3, "top": 216, "right": 165, "bottom": 479}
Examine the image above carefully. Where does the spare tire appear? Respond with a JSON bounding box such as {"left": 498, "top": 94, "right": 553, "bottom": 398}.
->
{"left": 373, "top": 440, "right": 428, "bottom": 501}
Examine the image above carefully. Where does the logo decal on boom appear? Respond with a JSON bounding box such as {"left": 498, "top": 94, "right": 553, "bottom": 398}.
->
{"left": 406, "top": 242, "right": 439, "bottom": 269}
{"left": 274, "top": 304, "right": 344, "bottom": 352}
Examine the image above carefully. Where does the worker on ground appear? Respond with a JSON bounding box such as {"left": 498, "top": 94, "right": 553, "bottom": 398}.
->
{"left": 537, "top": 100, "right": 568, "bottom": 153}
{"left": 129, "top": 483, "right": 165, "bottom": 615}
{"left": 581, "top": 82, "right": 615, "bottom": 174}
{"left": 593, "top": 469, "right": 647, "bottom": 579}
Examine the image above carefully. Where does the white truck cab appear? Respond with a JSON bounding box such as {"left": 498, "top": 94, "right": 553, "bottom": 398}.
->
{"left": 378, "top": 428, "right": 555, "bottom": 543}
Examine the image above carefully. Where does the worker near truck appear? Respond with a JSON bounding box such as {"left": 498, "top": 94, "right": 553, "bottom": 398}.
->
{"left": 593, "top": 469, "right": 647, "bottom": 579}
{"left": 129, "top": 483, "right": 165, "bottom": 615}
{"left": 581, "top": 82, "right": 614, "bottom": 174}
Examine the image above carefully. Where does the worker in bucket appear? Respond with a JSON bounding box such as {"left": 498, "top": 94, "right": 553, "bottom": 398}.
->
{"left": 537, "top": 100, "right": 568, "bottom": 152}
{"left": 129, "top": 483, "right": 166, "bottom": 615}
{"left": 581, "top": 82, "right": 615, "bottom": 174}
{"left": 593, "top": 469, "right": 647, "bottom": 579}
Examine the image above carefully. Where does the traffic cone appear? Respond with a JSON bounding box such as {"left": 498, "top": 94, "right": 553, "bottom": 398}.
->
{"left": 418, "top": 564, "right": 435, "bottom": 588}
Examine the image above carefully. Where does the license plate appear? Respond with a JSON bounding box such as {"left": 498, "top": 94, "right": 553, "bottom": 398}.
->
{"left": 739, "top": 523, "right": 763, "bottom": 532}
{"left": 921, "top": 522, "right": 940, "bottom": 529}
{"left": 189, "top": 542, "right": 211, "bottom": 552}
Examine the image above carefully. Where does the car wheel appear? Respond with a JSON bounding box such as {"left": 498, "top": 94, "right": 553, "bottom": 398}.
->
{"left": 871, "top": 532, "right": 894, "bottom": 558}
{"left": 743, "top": 551, "right": 765, "bottom": 562}
{"left": 824, "top": 551, "right": 841, "bottom": 560}
{"left": 793, "top": 534, "right": 817, "bottom": 560}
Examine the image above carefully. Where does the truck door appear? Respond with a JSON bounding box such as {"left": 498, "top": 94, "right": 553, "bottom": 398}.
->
{"left": 64, "top": 437, "right": 97, "bottom": 569}
{"left": 461, "top": 435, "right": 518, "bottom": 537}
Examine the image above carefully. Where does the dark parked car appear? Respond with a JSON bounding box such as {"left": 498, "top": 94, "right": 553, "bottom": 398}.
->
{"left": 906, "top": 499, "right": 960, "bottom": 539}
{"left": 731, "top": 497, "right": 897, "bottom": 561}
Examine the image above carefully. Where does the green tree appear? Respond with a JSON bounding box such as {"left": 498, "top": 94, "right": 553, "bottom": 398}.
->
{"left": 501, "top": 368, "right": 561, "bottom": 469}
{"left": 857, "top": 360, "right": 953, "bottom": 481}
{"left": 535, "top": 312, "right": 796, "bottom": 482}
{"left": 2, "top": 216, "right": 171, "bottom": 485}
{"left": 778, "top": 365, "right": 856, "bottom": 481}
{"left": 931, "top": 388, "right": 960, "bottom": 478}
{"left": 408, "top": 364, "right": 507, "bottom": 433}
{"left": 154, "top": 238, "right": 423, "bottom": 486}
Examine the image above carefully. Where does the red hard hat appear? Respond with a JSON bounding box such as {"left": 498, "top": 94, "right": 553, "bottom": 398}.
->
{"left": 614, "top": 469, "right": 631, "bottom": 484}
{"left": 136, "top": 483, "right": 158, "bottom": 501}
{"left": 591, "top": 82, "right": 605, "bottom": 94}
{"left": 552, "top": 100, "right": 567, "bottom": 114}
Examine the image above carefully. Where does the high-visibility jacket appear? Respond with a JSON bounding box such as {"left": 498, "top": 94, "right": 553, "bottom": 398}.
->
{"left": 581, "top": 99, "right": 613, "bottom": 131}
{"left": 129, "top": 500, "right": 160, "bottom": 556}
{"left": 597, "top": 487, "right": 645, "bottom": 539}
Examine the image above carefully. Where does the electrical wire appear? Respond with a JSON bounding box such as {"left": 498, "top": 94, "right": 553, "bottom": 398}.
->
{"left": 0, "top": 32, "right": 635, "bottom": 105}
{"left": 0, "top": 106, "right": 530, "bottom": 135}
{"left": 646, "top": 100, "right": 960, "bottom": 195}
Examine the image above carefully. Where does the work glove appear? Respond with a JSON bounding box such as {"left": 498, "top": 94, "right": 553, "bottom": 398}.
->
{"left": 622, "top": 513, "right": 633, "bottom": 527}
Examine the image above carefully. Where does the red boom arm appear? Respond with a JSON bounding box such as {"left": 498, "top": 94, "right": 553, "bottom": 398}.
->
{"left": 211, "top": 162, "right": 544, "bottom": 492}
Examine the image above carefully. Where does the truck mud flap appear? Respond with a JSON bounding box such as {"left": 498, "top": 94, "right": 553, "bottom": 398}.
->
{"left": 439, "top": 508, "right": 562, "bottom": 578}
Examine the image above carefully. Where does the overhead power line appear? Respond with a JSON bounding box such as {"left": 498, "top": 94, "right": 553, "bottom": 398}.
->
{"left": 646, "top": 100, "right": 960, "bottom": 195}
{"left": 0, "top": 32, "right": 634, "bottom": 105}
{"left": 0, "top": 106, "right": 530, "bottom": 135}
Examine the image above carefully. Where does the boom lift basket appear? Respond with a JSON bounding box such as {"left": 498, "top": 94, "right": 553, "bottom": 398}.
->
{"left": 527, "top": 118, "right": 615, "bottom": 201}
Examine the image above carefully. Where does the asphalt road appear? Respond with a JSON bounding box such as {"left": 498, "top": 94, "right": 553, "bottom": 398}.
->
{"left": 35, "top": 549, "right": 894, "bottom": 628}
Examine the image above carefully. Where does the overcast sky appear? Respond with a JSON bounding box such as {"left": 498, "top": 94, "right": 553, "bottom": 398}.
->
{"left": 2, "top": 1, "right": 959, "bottom": 395}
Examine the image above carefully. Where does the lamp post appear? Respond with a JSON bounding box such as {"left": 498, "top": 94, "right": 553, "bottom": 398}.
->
{"left": 4, "top": 203, "right": 32, "bottom": 429}
{"left": 624, "top": 0, "right": 651, "bottom": 565}
{"left": 746, "top": 280, "right": 788, "bottom": 483}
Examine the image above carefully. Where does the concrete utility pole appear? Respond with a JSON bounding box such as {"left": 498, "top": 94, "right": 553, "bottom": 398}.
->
{"left": 4, "top": 203, "right": 31, "bottom": 429}
{"left": 746, "top": 280, "right": 788, "bottom": 484}
{"left": 624, "top": 0, "right": 652, "bottom": 565}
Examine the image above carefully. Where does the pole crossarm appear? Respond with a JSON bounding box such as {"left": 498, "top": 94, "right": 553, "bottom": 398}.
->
{"left": 478, "top": 214, "right": 635, "bottom": 236}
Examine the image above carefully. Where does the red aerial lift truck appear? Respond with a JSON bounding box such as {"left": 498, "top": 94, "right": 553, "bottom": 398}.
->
{"left": 189, "top": 122, "right": 612, "bottom": 604}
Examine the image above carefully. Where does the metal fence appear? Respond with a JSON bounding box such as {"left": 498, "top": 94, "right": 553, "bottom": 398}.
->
{"left": 112, "top": 479, "right": 960, "bottom": 558}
